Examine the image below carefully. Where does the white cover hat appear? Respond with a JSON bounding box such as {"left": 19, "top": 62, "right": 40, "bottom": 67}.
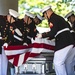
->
{"left": 65, "top": 11, "right": 74, "bottom": 19}
{"left": 9, "top": 9, "right": 20, "bottom": 18}
{"left": 25, "top": 11, "right": 35, "bottom": 18}
{"left": 36, "top": 14, "right": 44, "bottom": 21}
{"left": 40, "top": 5, "right": 51, "bottom": 13}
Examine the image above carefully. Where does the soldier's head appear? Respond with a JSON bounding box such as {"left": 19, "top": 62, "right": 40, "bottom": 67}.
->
{"left": 34, "top": 14, "right": 44, "bottom": 25}
{"left": 24, "top": 11, "right": 35, "bottom": 25}
{"left": 8, "top": 9, "right": 20, "bottom": 23}
{"left": 65, "top": 11, "right": 75, "bottom": 24}
{"left": 40, "top": 5, "right": 53, "bottom": 20}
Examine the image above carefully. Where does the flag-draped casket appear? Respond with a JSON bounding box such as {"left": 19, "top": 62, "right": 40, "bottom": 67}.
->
{"left": 4, "top": 38, "right": 55, "bottom": 66}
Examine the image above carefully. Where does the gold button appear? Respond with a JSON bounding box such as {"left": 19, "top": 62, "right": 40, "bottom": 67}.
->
{"left": 5, "top": 28, "right": 6, "bottom": 30}
{"left": 6, "top": 25, "right": 8, "bottom": 27}
{"left": 1, "top": 26, "right": 2, "bottom": 28}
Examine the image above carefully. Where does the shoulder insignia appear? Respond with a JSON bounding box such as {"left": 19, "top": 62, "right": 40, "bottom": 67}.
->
{"left": 49, "top": 22, "right": 53, "bottom": 28}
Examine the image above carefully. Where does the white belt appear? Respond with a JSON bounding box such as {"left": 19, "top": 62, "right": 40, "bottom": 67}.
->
{"left": 55, "top": 28, "right": 70, "bottom": 37}
{"left": 70, "top": 30, "right": 74, "bottom": 33}
{"left": 0, "top": 37, "right": 2, "bottom": 39}
{"left": 14, "top": 35, "right": 23, "bottom": 41}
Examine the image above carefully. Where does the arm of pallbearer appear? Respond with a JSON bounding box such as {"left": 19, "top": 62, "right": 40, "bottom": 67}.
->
{"left": 36, "top": 33, "right": 42, "bottom": 38}
{"left": 23, "top": 43, "right": 28, "bottom": 46}
{"left": 2, "top": 32, "right": 13, "bottom": 47}
{"left": 3, "top": 43, "right": 8, "bottom": 48}
{"left": 0, "top": 34, "right": 8, "bottom": 48}
{"left": 5, "top": 25, "right": 14, "bottom": 45}
{"left": 37, "top": 32, "right": 55, "bottom": 41}
{"left": 36, "top": 31, "right": 50, "bottom": 39}
{"left": 33, "top": 29, "right": 39, "bottom": 40}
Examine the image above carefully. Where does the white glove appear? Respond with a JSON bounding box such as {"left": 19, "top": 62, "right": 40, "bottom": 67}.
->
{"left": 3, "top": 43, "right": 8, "bottom": 48}
{"left": 23, "top": 43, "right": 28, "bottom": 46}
{"left": 36, "top": 33, "right": 42, "bottom": 38}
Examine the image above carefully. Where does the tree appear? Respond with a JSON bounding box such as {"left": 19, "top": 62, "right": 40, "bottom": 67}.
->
{"left": 18, "top": 0, "right": 73, "bottom": 27}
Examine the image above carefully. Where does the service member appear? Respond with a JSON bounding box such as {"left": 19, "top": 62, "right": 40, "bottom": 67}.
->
{"left": 27, "top": 13, "right": 44, "bottom": 41}
{"left": 0, "top": 9, "right": 20, "bottom": 75}
{"left": 7, "top": 9, "right": 21, "bottom": 75}
{"left": 65, "top": 11, "right": 75, "bottom": 75}
{"left": 10, "top": 11, "right": 36, "bottom": 45}
{"left": 0, "top": 14, "right": 15, "bottom": 75}
{"left": 33, "top": 14, "right": 44, "bottom": 38}
{"left": 37, "top": 5, "right": 74, "bottom": 75}
{"left": 65, "top": 11, "right": 75, "bottom": 30}
{"left": 34, "top": 14, "right": 44, "bottom": 25}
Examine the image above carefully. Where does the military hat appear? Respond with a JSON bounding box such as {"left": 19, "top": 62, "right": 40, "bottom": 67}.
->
{"left": 9, "top": 9, "right": 20, "bottom": 18}
{"left": 25, "top": 11, "right": 35, "bottom": 18}
{"left": 36, "top": 14, "right": 44, "bottom": 21}
{"left": 40, "top": 5, "right": 51, "bottom": 13}
{"left": 65, "top": 11, "right": 74, "bottom": 19}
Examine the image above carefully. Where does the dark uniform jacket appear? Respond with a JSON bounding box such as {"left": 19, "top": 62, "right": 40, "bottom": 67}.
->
{"left": 10, "top": 19, "right": 28, "bottom": 45}
{"left": 11, "top": 19, "right": 38, "bottom": 45}
{"left": 42, "top": 13, "right": 74, "bottom": 51}
{"left": 72, "top": 21, "right": 75, "bottom": 31}
{"left": 27, "top": 20, "right": 38, "bottom": 40}
{"left": 71, "top": 21, "right": 75, "bottom": 42}
{"left": 0, "top": 15, "right": 13, "bottom": 54}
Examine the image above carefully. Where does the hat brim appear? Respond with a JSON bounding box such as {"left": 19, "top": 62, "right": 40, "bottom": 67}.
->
{"left": 40, "top": 5, "right": 51, "bottom": 13}
{"left": 9, "top": 9, "right": 20, "bottom": 18}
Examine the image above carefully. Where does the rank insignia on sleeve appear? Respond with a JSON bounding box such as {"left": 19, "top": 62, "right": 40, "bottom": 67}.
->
{"left": 49, "top": 22, "right": 53, "bottom": 28}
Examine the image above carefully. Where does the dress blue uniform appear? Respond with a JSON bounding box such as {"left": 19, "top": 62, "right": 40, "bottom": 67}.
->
{"left": 10, "top": 11, "right": 36, "bottom": 45}
{"left": 0, "top": 15, "right": 13, "bottom": 75}
{"left": 65, "top": 11, "right": 75, "bottom": 75}
{"left": 7, "top": 9, "right": 20, "bottom": 75}
{"left": 39, "top": 6, "right": 74, "bottom": 75}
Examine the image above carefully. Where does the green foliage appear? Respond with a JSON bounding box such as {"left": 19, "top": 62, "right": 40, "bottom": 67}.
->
{"left": 18, "top": 0, "right": 74, "bottom": 28}
{"left": 38, "top": 19, "right": 49, "bottom": 28}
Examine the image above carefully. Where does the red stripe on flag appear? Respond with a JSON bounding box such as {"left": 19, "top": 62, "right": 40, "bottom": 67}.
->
{"left": 4, "top": 43, "right": 54, "bottom": 51}
{"left": 13, "top": 54, "right": 20, "bottom": 66}
{"left": 4, "top": 39, "right": 55, "bottom": 66}
{"left": 28, "top": 43, "right": 55, "bottom": 50}
{"left": 29, "top": 53, "right": 40, "bottom": 57}
{"left": 4, "top": 45, "right": 28, "bottom": 50}
{"left": 41, "top": 43, "right": 54, "bottom": 50}
{"left": 7, "top": 55, "right": 16, "bottom": 59}
{"left": 23, "top": 52, "right": 30, "bottom": 64}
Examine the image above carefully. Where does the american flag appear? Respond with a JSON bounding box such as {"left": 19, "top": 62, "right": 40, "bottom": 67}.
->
{"left": 4, "top": 38, "right": 55, "bottom": 66}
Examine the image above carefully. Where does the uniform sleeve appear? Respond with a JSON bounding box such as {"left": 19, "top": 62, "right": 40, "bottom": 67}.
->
{"left": 5, "top": 25, "right": 14, "bottom": 45}
{"left": 42, "top": 21, "right": 58, "bottom": 39}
